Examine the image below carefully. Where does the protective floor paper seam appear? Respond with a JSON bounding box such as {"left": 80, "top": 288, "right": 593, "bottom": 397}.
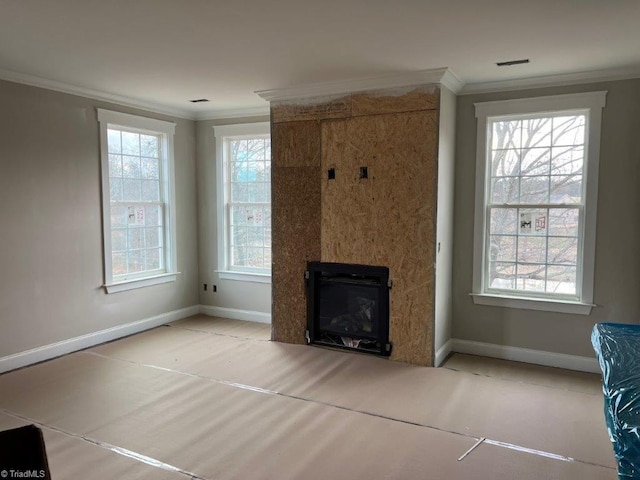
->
{"left": 0, "top": 408, "right": 209, "bottom": 480}
{"left": 83, "top": 350, "right": 613, "bottom": 469}
{"left": 165, "top": 324, "right": 270, "bottom": 342}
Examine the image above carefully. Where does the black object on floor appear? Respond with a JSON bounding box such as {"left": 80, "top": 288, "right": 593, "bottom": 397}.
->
{"left": 0, "top": 424, "right": 52, "bottom": 479}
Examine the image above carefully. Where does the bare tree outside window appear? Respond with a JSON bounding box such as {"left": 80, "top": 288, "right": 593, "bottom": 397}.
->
{"left": 487, "top": 114, "right": 585, "bottom": 296}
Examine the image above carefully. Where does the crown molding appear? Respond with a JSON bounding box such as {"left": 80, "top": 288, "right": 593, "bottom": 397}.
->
{"left": 195, "top": 105, "right": 270, "bottom": 121}
{"left": 255, "top": 67, "right": 463, "bottom": 102}
{"left": 461, "top": 65, "right": 640, "bottom": 95}
{"left": 0, "top": 68, "right": 194, "bottom": 119}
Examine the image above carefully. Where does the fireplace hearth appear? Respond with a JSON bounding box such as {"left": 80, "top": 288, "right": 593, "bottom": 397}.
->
{"left": 306, "top": 262, "right": 391, "bottom": 356}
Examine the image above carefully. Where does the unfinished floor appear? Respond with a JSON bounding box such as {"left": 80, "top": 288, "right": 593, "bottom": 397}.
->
{"left": 0, "top": 315, "right": 615, "bottom": 479}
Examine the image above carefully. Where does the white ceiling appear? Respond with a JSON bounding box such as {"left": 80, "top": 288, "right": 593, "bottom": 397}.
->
{"left": 1, "top": 0, "right": 639, "bottom": 119}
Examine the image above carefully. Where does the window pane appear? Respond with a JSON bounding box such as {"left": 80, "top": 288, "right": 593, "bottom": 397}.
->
{"left": 491, "top": 177, "right": 519, "bottom": 203}
{"left": 492, "top": 120, "right": 521, "bottom": 150}
{"left": 123, "top": 179, "right": 141, "bottom": 201}
{"left": 548, "top": 237, "right": 578, "bottom": 265}
{"left": 122, "top": 131, "right": 140, "bottom": 155}
{"left": 551, "top": 146, "right": 583, "bottom": 176}
{"left": 142, "top": 180, "right": 160, "bottom": 201}
{"left": 489, "top": 235, "right": 516, "bottom": 262}
{"left": 265, "top": 139, "right": 271, "bottom": 160}
{"left": 546, "top": 266, "right": 577, "bottom": 295}
{"left": 231, "top": 140, "right": 247, "bottom": 162}
{"left": 517, "top": 236, "right": 546, "bottom": 264}
{"left": 548, "top": 208, "right": 579, "bottom": 237}
{"left": 516, "top": 264, "right": 546, "bottom": 292}
{"left": 110, "top": 205, "right": 127, "bottom": 227}
{"left": 111, "top": 228, "right": 126, "bottom": 251}
{"left": 110, "top": 178, "right": 123, "bottom": 201}
{"left": 521, "top": 117, "right": 552, "bottom": 148}
{"left": 550, "top": 175, "right": 582, "bottom": 203}
{"left": 491, "top": 149, "right": 519, "bottom": 177}
{"left": 146, "top": 248, "right": 161, "bottom": 270}
{"left": 232, "top": 183, "right": 249, "bottom": 202}
{"left": 140, "top": 135, "right": 158, "bottom": 157}
{"left": 141, "top": 157, "right": 159, "bottom": 179}
{"left": 112, "top": 252, "right": 126, "bottom": 275}
{"left": 122, "top": 156, "right": 141, "bottom": 178}
{"left": 144, "top": 205, "right": 162, "bottom": 227}
{"left": 127, "top": 227, "right": 144, "bottom": 249}
{"left": 145, "top": 227, "right": 162, "bottom": 248}
{"left": 490, "top": 208, "right": 517, "bottom": 235}
{"left": 521, "top": 148, "right": 550, "bottom": 176}
{"left": 231, "top": 226, "right": 248, "bottom": 246}
{"left": 488, "top": 262, "right": 515, "bottom": 289}
{"left": 247, "top": 139, "right": 265, "bottom": 160}
{"left": 553, "top": 115, "right": 585, "bottom": 146}
{"left": 108, "top": 129, "right": 121, "bottom": 153}
{"left": 128, "top": 250, "right": 144, "bottom": 272}
{"left": 109, "top": 154, "right": 123, "bottom": 177}
{"left": 519, "top": 176, "right": 549, "bottom": 203}
{"left": 518, "top": 209, "right": 547, "bottom": 235}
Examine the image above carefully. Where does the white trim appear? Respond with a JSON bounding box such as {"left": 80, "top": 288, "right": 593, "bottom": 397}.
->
{"left": 451, "top": 339, "right": 600, "bottom": 374}
{"left": 98, "top": 109, "right": 178, "bottom": 292}
{"left": 216, "top": 270, "right": 271, "bottom": 284}
{"left": 470, "top": 293, "right": 594, "bottom": 315}
{"left": 0, "top": 306, "right": 199, "bottom": 374}
{"left": 195, "top": 106, "right": 270, "bottom": 121}
{"left": 213, "top": 122, "right": 271, "bottom": 276}
{"left": 255, "top": 67, "right": 462, "bottom": 101}
{"left": 199, "top": 305, "right": 272, "bottom": 324}
{"left": 97, "top": 109, "right": 176, "bottom": 134}
{"left": 0, "top": 67, "right": 193, "bottom": 119}
{"left": 461, "top": 65, "right": 640, "bottom": 95}
{"left": 105, "top": 272, "right": 179, "bottom": 293}
{"left": 435, "top": 339, "right": 453, "bottom": 367}
{"left": 471, "top": 91, "right": 606, "bottom": 311}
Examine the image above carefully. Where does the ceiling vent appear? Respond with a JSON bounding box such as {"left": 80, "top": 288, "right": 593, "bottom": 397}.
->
{"left": 496, "top": 59, "right": 530, "bottom": 67}
{"left": 189, "top": 98, "right": 210, "bottom": 103}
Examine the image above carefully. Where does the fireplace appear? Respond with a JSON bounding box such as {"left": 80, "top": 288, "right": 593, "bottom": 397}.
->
{"left": 306, "top": 261, "right": 392, "bottom": 356}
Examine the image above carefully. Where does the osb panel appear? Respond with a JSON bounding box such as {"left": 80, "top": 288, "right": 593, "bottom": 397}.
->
{"left": 271, "top": 120, "right": 321, "bottom": 168}
{"left": 271, "top": 96, "right": 352, "bottom": 123}
{"left": 321, "top": 111, "right": 438, "bottom": 366}
{"left": 351, "top": 86, "right": 439, "bottom": 117}
{"left": 271, "top": 166, "right": 321, "bottom": 344}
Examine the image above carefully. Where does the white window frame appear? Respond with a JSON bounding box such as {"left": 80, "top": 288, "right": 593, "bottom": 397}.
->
{"left": 214, "top": 122, "right": 271, "bottom": 284}
{"left": 98, "top": 109, "right": 178, "bottom": 293}
{"left": 471, "top": 92, "right": 606, "bottom": 315}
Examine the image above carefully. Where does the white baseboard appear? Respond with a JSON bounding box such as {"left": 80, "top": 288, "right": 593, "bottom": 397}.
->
{"left": 451, "top": 339, "right": 600, "bottom": 374}
{"left": 435, "top": 339, "right": 453, "bottom": 367}
{"left": 0, "top": 305, "right": 200, "bottom": 374}
{"left": 199, "top": 305, "right": 271, "bottom": 324}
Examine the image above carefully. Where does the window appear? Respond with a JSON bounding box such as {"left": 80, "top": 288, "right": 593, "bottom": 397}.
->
{"left": 472, "top": 92, "right": 606, "bottom": 314}
{"left": 98, "top": 109, "right": 178, "bottom": 293}
{"left": 214, "top": 122, "right": 271, "bottom": 283}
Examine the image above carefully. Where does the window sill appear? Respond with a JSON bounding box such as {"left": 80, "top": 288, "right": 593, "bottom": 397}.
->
{"left": 216, "top": 270, "right": 272, "bottom": 284}
{"left": 470, "top": 293, "right": 595, "bottom": 315}
{"left": 105, "top": 272, "right": 179, "bottom": 293}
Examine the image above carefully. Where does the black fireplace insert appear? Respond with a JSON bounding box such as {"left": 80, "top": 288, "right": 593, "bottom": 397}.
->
{"left": 306, "top": 261, "right": 391, "bottom": 356}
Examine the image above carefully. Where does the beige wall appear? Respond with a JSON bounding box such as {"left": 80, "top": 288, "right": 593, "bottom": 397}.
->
{"left": 0, "top": 79, "right": 199, "bottom": 357}
{"left": 195, "top": 116, "right": 272, "bottom": 314}
{"left": 453, "top": 79, "right": 640, "bottom": 357}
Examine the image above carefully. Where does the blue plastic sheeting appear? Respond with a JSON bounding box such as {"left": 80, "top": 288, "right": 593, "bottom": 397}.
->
{"left": 592, "top": 322, "right": 640, "bottom": 479}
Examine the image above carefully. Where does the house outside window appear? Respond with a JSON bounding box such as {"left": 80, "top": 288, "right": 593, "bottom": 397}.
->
{"left": 471, "top": 92, "right": 606, "bottom": 314}
{"left": 214, "top": 122, "right": 271, "bottom": 283}
{"left": 98, "top": 109, "right": 178, "bottom": 293}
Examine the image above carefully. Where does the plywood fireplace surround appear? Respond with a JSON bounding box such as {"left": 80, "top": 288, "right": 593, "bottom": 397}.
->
{"left": 264, "top": 77, "right": 454, "bottom": 367}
